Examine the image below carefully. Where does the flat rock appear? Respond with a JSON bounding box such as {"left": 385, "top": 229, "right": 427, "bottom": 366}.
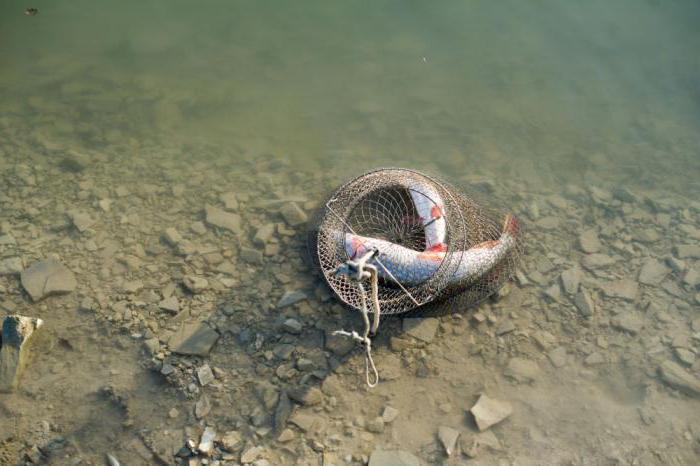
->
{"left": 198, "top": 427, "right": 216, "bottom": 456}
{"left": 288, "top": 386, "right": 323, "bottom": 406}
{"left": 169, "top": 321, "right": 219, "bottom": 356}
{"left": 460, "top": 430, "right": 503, "bottom": 458}
{"left": 582, "top": 254, "right": 616, "bottom": 270}
{"left": 219, "top": 192, "right": 239, "bottom": 210}
{"left": 683, "top": 268, "right": 700, "bottom": 288}
{"left": 277, "top": 290, "right": 308, "bottom": 308}
{"left": 658, "top": 360, "right": 700, "bottom": 397}
{"left": 0, "top": 257, "right": 23, "bottom": 276}
{"left": 279, "top": 202, "right": 308, "bottom": 227}
{"left": 205, "top": 205, "right": 241, "bottom": 233}
{"left": 560, "top": 267, "right": 581, "bottom": 294}
{"left": 68, "top": 210, "right": 95, "bottom": 232}
{"left": 21, "top": 259, "right": 77, "bottom": 301}
{"left": 612, "top": 312, "right": 644, "bottom": 334}
{"left": 382, "top": 406, "right": 399, "bottom": 423}
{"left": 162, "top": 227, "right": 182, "bottom": 246}
{"left": 600, "top": 279, "right": 638, "bottom": 302}
{"left": 240, "top": 247, "right": 263, "bottom": 265}
{"left": 638, "top": 259, "right": 669, "bottom": 286}
{"left": 253, "top": 224, "right": 276, "bottom": 247}
{"left": 183, "top": 275, "right": 209, "bottom": 293}
{"left": 158, "top": 296, "right": 179, "bottom": 313}
{"left": 578, "top": 229, "right": 601, "bottom": 253}
{"left": 325, "top": 330, "right": 355, "bottom": 356}
{"left": 402, "top": 318, "right": 439, "bottom": 343}
{"left": 220, "top": 431, "right": 242, "bottom": 451}
{"left": 195, "top": 394, "right": 211, "bottom": 419}
{"left": 675, "top": 244, "right": 700, "bottom": 259}
{"left": 368, "top": 450, "right": 421, "bottom": 466}
{"left": 438, "top": 426, "right": 460, "bottom": 456}
{"left": 469, "top": 394, "right": 513, "bottom": 431}
{"left": 289, "top": 411, "right": 322, "bottom": 432}
{"left": 274, "top": 391, "right": 292, "bottom": 434}
{"left": 504, "top": 357, "right": 540, "bottom": 383}
{"left": 0, "top": 315, "right": 43, "bottom": 392}
{"left": 547, "top": 347, "right": 567, "bottom": 368}
{"left": 197, "top": 364, "right": 215, "bottom": 386}
{"left": 574, "top": 289, "right": 595, "bottom": 317}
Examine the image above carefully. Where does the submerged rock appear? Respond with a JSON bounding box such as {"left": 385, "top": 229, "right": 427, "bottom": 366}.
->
{"left": 469, "top": 394, "right": 512, "bottom": 432}
{"left": 21, "top": 259, "right": 77, "bottom": 301}
{"left": 638, "top": 259, "right": 669, "bottom": 286}
{"left": 658, "top": 360, "right": 700, "bottom": 397}
{"left": 0, "top": 315, "right": 43, "bottom": 392}
{"left": 0, "top": 257, "right": 23, "bottom": 276}
{"left": 402, "top": 317, "right": 439, "bottom": 343}
{"left": 169, "top": 321, "right": 219, "bottom": 356}
{"left": 438, "top": 426, "right": 460, "bottom": 456}
{"left": 205, "top": 205, "right": 241, "bottom": 233}
{"left": 368, "top": 450, "right": 421, "bottom": 466}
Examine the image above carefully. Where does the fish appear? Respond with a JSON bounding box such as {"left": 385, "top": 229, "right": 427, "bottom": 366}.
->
{"left": 337, "top": 213, "right": 519, "bottom": 286}
{"left": 24, "top": 8, "right": 39, "bottom": 16}
{"left": 106, "top": 453, "right": 120, "bottom": 466}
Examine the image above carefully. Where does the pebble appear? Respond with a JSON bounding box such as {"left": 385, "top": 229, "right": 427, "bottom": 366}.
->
{"left": 612, "top": 312, "right": 644, "bottom": 335}
{"left": 253, "top": 224, "right": 275, "bottom": 247}
{"left": 638, "top": 259, "right": 669, "bottom": 286}
{"left": 198, "top": 427, "right": 216, "bottom": 456}
{"left": 578, "top": 229, "right": 602, "bottom": 253}
{"left": 600, "top": 279, "right": 638, "bottom": 302}
{"left": 158, "top": 296, "right": 180, "bottom": 313}
{"left": 496, "top": 320, "right": 516, "bottom": 335}
{"left": 289, "top": 411, "right": 321, "bottom": 432}
{"left": 277, "top": 290, "right": 308, "bottom": 308}
{"left": 240, "top": 446, "right": 265, "bottom": 464}
{"left": 582, "top": 253, "right": 616, "bottom": 270}
{"left": 20, "top": 259, "right": 77, "bottom": 301}
{"left": 547, "top": 347, "right": 567, "bottom": 368}
{"left": 240, "top": 247, "right": 264, "bottom": 265}
{"left": 469, "top": 394, "right": 513, "bottom": 431}
{"left": 0, "top": 257, "right": 23, "bottom": 276}
{"left": 197, "top": 364, "right": 215, "bottom": 386}
{"left": 460, "top": 430, "right": 502, "bottom": 458}
{"left": 219, "top": 192, "right": 239, "bottom": 210}
{"left": 168, "top": 408, "right": 179, "bottom": 418}
{"left": 205, "top": 205, "right": 241, "bottom": 233}
{"left": 402, "top": 318, "right": 439, "bottom": 343}
{"left": 288, "top": 386, "right": 323, "bottom": 406}
{"left": 560, "top": 267, "right": 581, "bottom": 294}
{"left": 675, "top": 244, "right": 700, "bottom": 259}
{"left": 366, "top": 417, "right": 385, "bottom": 433}
{"left": 68, "top": 210, "right": 95, "bottom": 232}
{"left": 658, "top": 360, "right": 700, "bottom": 397}
{"left": 220, "top": 431, "right": 242, "bottom": 451}
{"left": 183, "top": 275, "right": 209, "bottom": 293}
{"left": 162, "top": 227, "right": 183, "bottom": 246}
{"left": 437, "top": 426, "right": 459, "bottom": 456}
{"left": 279, "top": 202, "right": 308, "bottom": 226}
{"left": 274, "top": 391, "right": 292, "bottom": 434}
{"left": 368, "top": 450, "right": 420, "bottom": 466}
{"left": 282, "top": 318, "right": 303, "bottom": 334}
{"left": 674, "top": 347, "right": 695, "bottom": 366}
{"left": 574, "top": 289, "right": 595, "bottom": 317}
{"left": 382, "top": 406, "right": 399, "bottom": 423}
{"left": 504, "top": 358, "right": 540, "bottom": 383}
{"left": 195, "top": 394, "right": 211, "bottom": 419}
{"left": 169, "top": 322, "right": 220, "bottom": 356}
{"left": 682, "top": 268, "right": 699, "bottom": 288}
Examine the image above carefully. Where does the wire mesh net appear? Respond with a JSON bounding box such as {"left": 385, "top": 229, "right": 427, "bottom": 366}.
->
{"left": 311, "top": 168, "right": 523, "bottom": 315}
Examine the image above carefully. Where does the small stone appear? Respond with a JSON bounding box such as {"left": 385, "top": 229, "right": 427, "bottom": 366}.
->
{"left": 582, "top": 254, "right": 616, "bottom": 270}
{"left": 219, "top": 192, "right": 239, "bottom": 210}
{"left": 253, "top": 224, "right": 275, "bottom": 247}
{"left": 168, "top": 408, "right": 179, "bottom": 418}
{"left": 197, "top": 364, "right": 215, "bottom": 386}
{"left": 240, "top": 446, "right": 264, "bottom": 464}
{"left": 0, "top": 315, "right": 43, "bottom": 392}
{"left": 277, "top": 290, "right": 308, "bottom": 308}
{"left": 198, "top": 427, "right": 216, "bottom": 456}
{"left": 675, "top": 347, "right": 696, "bottom": 366}
{"left": 282, "top": 318, "right": 303, "bottom": 334}
{"left": 547, "top": 347, "right": 567, "bottom": 368}
{"left": 20, "top": 259, "right": 77, "bottom": 301}
{"left": 195, "top": 394, "right": 211, "bottom": 419}
{"left": 273, "top": 344, "right": 295, "bottom": 360}
{"left": 612, "top": 312, "right": 644, "bottom": 335}
{"left": 675, "top": 244, "right": 700, "bottom": 259}
{"left": 240, "top": 247, "right": 263, "bottom": 265}
{"left": 584, "top": 352, "right": 605, "bottom": 365}
{"left": 220, "top": 431, "right": 242, "bottom": 451}
{"left": 169, "top": 322, "right": 219, "bottom": 356}
{"left": 496, "top": 320, "right": 516, "bottom": 335}
{"left": 279, "top": 203, "right": 308, "bottom": 227}
{"left": 382, "top": 406, "right": 399, "bottom": 423}
{"left": 274, "top": 391, "right": 292, "bottom": 434}
{"left": 438, "top": 426, "right": 460, "bottom": 456}
{"left": 368, "top": 450, "right": 421, "bottom": 466}
{"left": 402, "top": 318, "right": 439, "bottom": 343}
{"left": 122, "top": 280, "right": 143, "bottom": 294}
{"left": 142, "top": 338, "right": 160, "bottom": 356}
{"left": 574, "top": 289, "right": 595, "bottom": 317}
{"left": 601, "top": 279, "right": 638, "bottom": 302}
{"left": 469, "top": 394, "right": 513, "bottom": 431}
{"left": 277, "top": 429, "right": 295, "bottom": 442}
{"left": 205, "top": 205, "right": 242, "bottom": 233}
{"left": 504, "top": 358, "right": 540, "bottom": 383}
{"left": 0, "top": 257, "right": 23, "bottom": 276}
{"left": 460, "top": 430, "right": 502, "bottom": 458}
{"left": 289, "top": 386, "right": 323, "bottom": 406}
{"left": 366, "top": 417, "right": 385, "bottom": 433}
{"left": 638, "top": 259, "right": 669, "bottom": 286}
{"left": 682, "top": 268, "right": 699, "bottom": 288}
{"left": 560, "top": 267, "right": 581, "bottom": 294}
{"left": 183, "top": 275, "right": 209, "bottom": 293}
{"left": 325, "top": 331, "right": 355, "bottom": 356}
{"left": 162, "top": 227, "right": 183, "bottom": 246}
{"left": 158, "top": 296, "right": 180, "bottom": 313}
{"left": 289, "top": 411, "right": 321, "bottom": 432}
{"left": 658, "top": 360, "right": 700, "bottom": 397}
{"left": 68, "top": 210, "right": 95, "bottom": 232}
{"left": 578, "top": 229, "right": 601, "bottom": 253}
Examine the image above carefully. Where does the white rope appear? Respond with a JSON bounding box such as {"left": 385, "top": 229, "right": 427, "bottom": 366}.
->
{"left": 332, "top": 250, "right": 381, "bottom": 388}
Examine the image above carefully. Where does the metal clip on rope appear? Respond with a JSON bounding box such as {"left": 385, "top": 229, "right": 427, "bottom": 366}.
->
{"left": 333, "top": 249, "right": 381, "bottom": 387}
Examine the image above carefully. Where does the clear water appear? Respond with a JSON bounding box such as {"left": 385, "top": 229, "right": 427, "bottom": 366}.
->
{"left": 1, "top": 0, "right": 700, "bottom": 464}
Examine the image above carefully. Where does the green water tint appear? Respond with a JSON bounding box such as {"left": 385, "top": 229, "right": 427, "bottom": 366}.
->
{"left": 1, "top": 0, "right": 700, "bottom": 464}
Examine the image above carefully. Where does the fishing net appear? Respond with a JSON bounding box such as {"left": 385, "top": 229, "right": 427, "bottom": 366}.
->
{"left": 311, "top": 168, "right": 523, "bottom": 316}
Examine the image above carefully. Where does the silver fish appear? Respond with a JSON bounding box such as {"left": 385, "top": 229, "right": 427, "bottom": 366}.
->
{"left": 106, "top": 453, "right": 120, "bottom": 466}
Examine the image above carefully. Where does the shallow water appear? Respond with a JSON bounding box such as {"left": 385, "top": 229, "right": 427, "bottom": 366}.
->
{"left": 1, "top": 1, "right": 700, "bottom": 465}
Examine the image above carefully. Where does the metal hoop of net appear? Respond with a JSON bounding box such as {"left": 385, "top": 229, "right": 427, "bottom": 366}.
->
{"left": 312, "top": 168, "right": 523, "bottom": 315}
